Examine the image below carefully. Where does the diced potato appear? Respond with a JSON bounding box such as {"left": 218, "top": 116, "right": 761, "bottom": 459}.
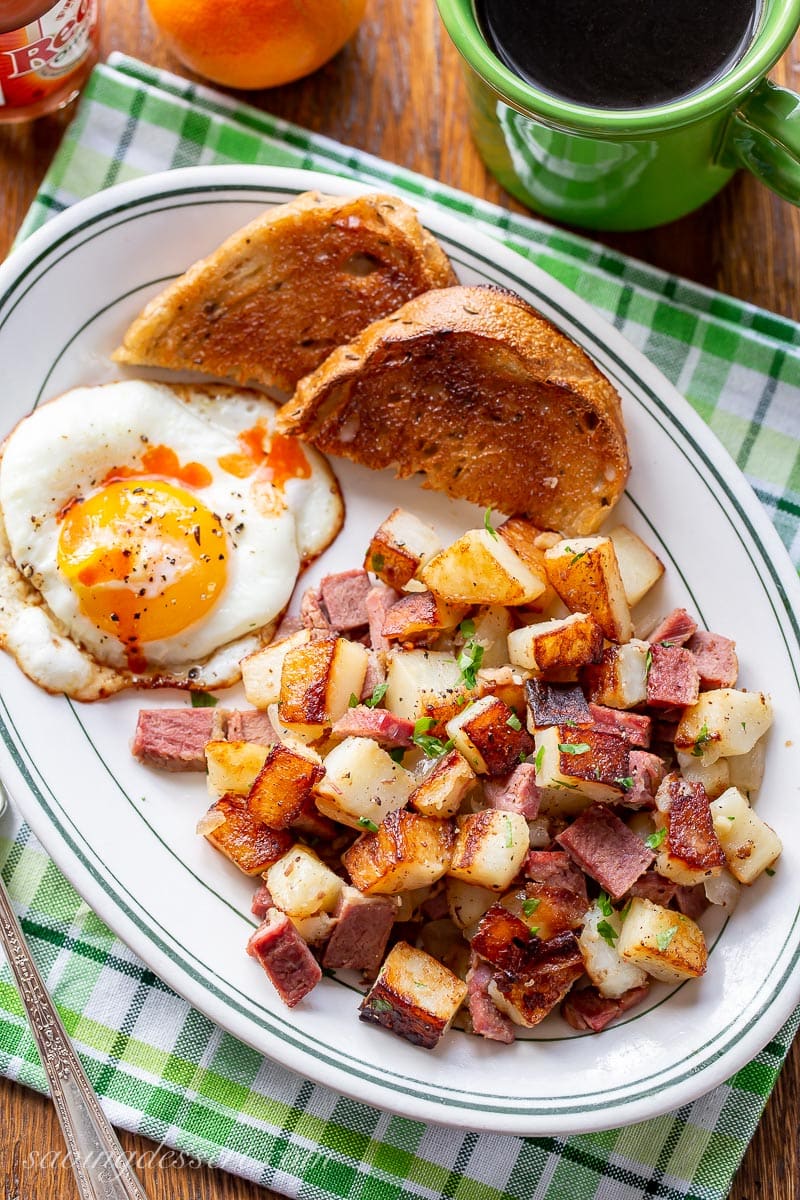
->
{"left": 533, "top": 725, "right": 627, "bottom": 806}
{"left": 446, "top": 877, "right": 497, "bottom": 932}
{"left": 674, "top": 690, "right": 773, "bottom": 766}
{"left": 726, "top": 737, "right": 767, "bottom": 794}
{"left": 381, "top": 590, "right": 468, "bottom": 641}
{"left": 384, "top": 648, "right": 472, "bottom": 726}
{"left": 608, "top": 526, "right": 665, "bottom": 607}
{"left": 279, "top": 635, "right": 369, "bottom": 739}
{"left": 314, "top": 736, "right": 416, "bottom": 830}
{"left": 241, "top": 629, "right": 312, "bottom": 710}
{"left": 421, "top": 528, "right": 547, "bottom": 606}
{"left": 364, "top": 508, "right": 441, "bottom": 589}
{"left": 446, "top": 694, "right": 530, "bottom": 776}
{"left": 266, "top": 845, "right": 343, "bottom": 918}
{"left": 582, "top": 641, "right": 649, "bottom": 709}
{"left": 579, "top": 904, "right": 648, "bottom": 998}
{"left": 447, "top": 810, "right": 529, "bottom": 890}
{"left": 470, "top": 605, "right": 514, "bottom": 669}
{"left": 476, "top": 666, "right": 527, "bottom": 713}
{"left": 710, "top": 786, "right": 782, "bottom": 884}
{"left": 544, "top": 537, "right": 633, "bottom": 642}
{"left": 267, "top": 703, "right": 320, "bottom": 749}
{"left": 507, "top": 611, "right": 603, "bottom": 674}
{"left": 676, "top": 751, "right": 730, "bottom": 800}
{"left": 617, "top": 897, "right": 707, "bottom": 983}
{"left": 498, "top": 518, "right": 558, "bottom": 612}
{"left": 246, "top": 743, "right": 324, "bottom": 828}
{"left": 359, "top": 941, "right": 468, "bottom": 1048}
{"left": 343, "top": 810, "right": 454, "bottom": 894}
{"left": 410, "top": 748, "right": 476, "bottom": 817}
{"left": 198, "top": 796, "right": 292, "bottom": 875}
{"left": 205, "top": 740, "right": 270, "bottom": 797}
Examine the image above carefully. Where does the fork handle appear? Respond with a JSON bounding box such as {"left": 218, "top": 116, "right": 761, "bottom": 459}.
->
{"left": 0, "top": 876, "right": 150, "bottom": 1199}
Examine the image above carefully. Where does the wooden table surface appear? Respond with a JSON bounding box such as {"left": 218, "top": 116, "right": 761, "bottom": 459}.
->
{"left": 1, "top": 3, "right": 799, "bottom": 1198}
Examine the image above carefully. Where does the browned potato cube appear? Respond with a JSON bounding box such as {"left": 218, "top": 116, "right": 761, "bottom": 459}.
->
{"left": 241, "top": 629, "right": 312, "bottom": 710}
{"left": 409, "top": 748, "right": 476, "bottom": 817}
{"left": 507, "top": 612, "right": 604, "bottom": 674}
{"left": 582, "top": 641, "right": 649, "bottom": 709}
{"left": 544, "top": 537, "right": 633, "bottom": 642}
{"left": 498, "top": 518, "right": 558, "bottom": 612}
{"left": 364, "top": 508, "right": 441, "bottom": 589}
{"left": 448, "top": 810, "right": 529, "bottom": 890}
{"left": 246, "top": 743, "right": 324, "bottom": 829}
{"left": 359, "top": 941, "right": 468, "bottom": 1048}
{"left": 617, "top": 897, "right": 708, "bottom": 983}
{"left": 197, "top": 796, "right": 293, "bottom": 875}
{"left": 446, "top": 694, "right": 533, "bottom": 776}
{"left": 342, "top": 810, "right": 454, "bottom": 894}
{"left": 279, "top": 634, "right": 368, "bottom": 738}
{"left": 205, "top": 740, "right": 271, "bottom": 797}
{"left": 381, "top": 590, "right": 468, "bottom": 642}
{"left": 421, "top": 528, "right": 547, "bottom": 606}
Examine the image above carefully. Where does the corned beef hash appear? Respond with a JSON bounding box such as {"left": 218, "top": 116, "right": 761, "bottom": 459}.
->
{"left": 133, "top": 507, "right": 781, "bottom": 1048}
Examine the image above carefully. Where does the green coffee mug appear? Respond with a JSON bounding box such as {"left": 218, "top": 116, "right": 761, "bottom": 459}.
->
{"left": 436, "top": 0, "right": 800, "bottom": 230}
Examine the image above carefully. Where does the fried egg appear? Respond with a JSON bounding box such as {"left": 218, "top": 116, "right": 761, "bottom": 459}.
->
{"left": 0, "top": 381, "right": 343, "bottom": 699}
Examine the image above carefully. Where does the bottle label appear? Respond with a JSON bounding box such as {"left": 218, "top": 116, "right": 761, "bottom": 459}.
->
{"left": 0, "top": 0, "right": 97, "bottom": 108}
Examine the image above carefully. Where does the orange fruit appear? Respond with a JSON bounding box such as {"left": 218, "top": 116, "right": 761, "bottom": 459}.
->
{"left": 146, "top": 0, "right": 367, "bottom": 90}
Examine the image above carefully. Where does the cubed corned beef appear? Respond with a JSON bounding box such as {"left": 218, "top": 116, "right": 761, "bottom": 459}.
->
{"left": 562, "top": 983, "right": 650, "bottom": 1032}
{"left": 322, "top": 887, "right": 396, "bottom": 973}
{"left": 687, "top": 630, "right": 739, "bottom": 689}
{"left": 648, "top": 608, "right": 698, "bottom": 646}
{"left": 556, "top": 804, "right": 654, "bottom": 899}
{"left": 483, "top": 762, "right": 541, "bottom": 818}
{"left": 251, "top": 883, "right": 274, "bottom": 920}
{"left": 225, "top": 709, "right": 275, "bottom": 746}
{"left": 299, "top": 587, "right": 332, "bottom": 632}
{"left": 466, "top": 955, "right": 515, "bottom": 1044}
{"left": 588, "top": 704, "right": 651, "bottom": 748}
{"left": 645, "top": 644, "right": 700, "bottom": 709}
{"left": 524, "top": 850, "right": 588, "bottom": 899}
{"left": 620, "top": 750, "right": 668, "bottom": 810}
{"left": 132, "top": 708, "right": 226, "bottom": 771}
{"left": 331, "top": 705, "right": 414, "bottom": 748}
{"left": 628, "top": 871, "right": 678, "bottom": 906}
{"left": 320, "top": 569, "right": 372, "bottom": 632}
{"left": 365, "top": 585, "right": 400, "bottom": 654}
{"left": 273, "top": 613, "right": 304, "bottom": 640}
{"left": 675, "top": 883, "right": 710, "bottom": 920}
{"left": 246, "top": 909, "right": 322, "bottom": 1007}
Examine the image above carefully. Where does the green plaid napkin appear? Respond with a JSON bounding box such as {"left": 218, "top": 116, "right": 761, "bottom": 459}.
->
{"left": 3, "top": 52, "right": 800, "bottom": 1200}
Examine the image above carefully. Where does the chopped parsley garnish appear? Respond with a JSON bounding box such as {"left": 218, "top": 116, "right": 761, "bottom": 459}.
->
{"left": 597, "top": 920, "right": 619, "bottom": 947}
{"left": 506, "top": 712, "right": 522, "bottom": 731}
{"left": 357, "top": 817, "right": 379, "bottom": 833}
{"left": 363, "top": 681, "right": 388, "bottom": 708}
{"left": 190, "top": 690, "right": 218, "bottom": 708}
{"left": 369, "top": 996, "right": 394, "bottom": 1013}
{"left": 615, "top": 776, "right": 634, "bottom": 791}
{"left": 348, "top": 693, "right": 360, "bottom": 708}
{"left": 389, "top": 747, "right": 406, "bottom": 764}
{"left": 522, "top": 897, "right": 541, "bottom": 917}
{"left": 484, "top": 507, "right": 498, "bottom": 540}
{"left": 692, "top": 721, "right": 712, "bottom": 757}
{"left": 620, "top": 900, "right": 632, "bottom": 921}
{"left": 459, "top": 617, "right": 476, "bottom": 638}
{"left": 597, "top": 891, "right": 614, "bottom": 917}
{"left": 534, "top": 745, "right": 545, "bottom": 772}
{"left": 504, "top": 815, "right": 514, "bottom": 847}
{"left": 645, "top": 827, "right": 668, "bottom": 850}
{"left": 370, "top": 552, "right": 385, "bottom": 573}
{"left": 412, "top": 717, "right": 453, "bottom": 758}
{"left": 558, "top": 742, "right": 590, "bottom": 755}
{"left": 528, "top": 926, "right": 540, "bottom": 938}
{"left": 766, "top": 867, "right": 776, "bottom": 877}
{"left": 570, "top": 548, "right": 588, "bottom": 565}
{"left": 457, "top": 638, "right": 484, "bottom": 689}
{"left": 656, "top": 926, "right": 678, "bottom": 951}
{"left": 645, "top": 648, "right": 653, "bottom": 678}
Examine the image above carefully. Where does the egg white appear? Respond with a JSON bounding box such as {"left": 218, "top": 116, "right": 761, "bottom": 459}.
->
{"left": 0, "top": 381, "right": 343, "bottom": 699}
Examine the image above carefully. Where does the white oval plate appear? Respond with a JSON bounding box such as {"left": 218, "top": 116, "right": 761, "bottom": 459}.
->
{"left": 0, "top": 165, "right": 799, "bottom": 1137}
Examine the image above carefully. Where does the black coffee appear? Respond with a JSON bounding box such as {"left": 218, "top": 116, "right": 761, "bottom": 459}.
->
{"left": 476, "top": 0, "right": 761, "bottom": 110}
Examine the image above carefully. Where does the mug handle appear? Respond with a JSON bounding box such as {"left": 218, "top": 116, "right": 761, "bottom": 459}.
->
{"left": 720, "top": 79, "right": 800, "bottom": 204}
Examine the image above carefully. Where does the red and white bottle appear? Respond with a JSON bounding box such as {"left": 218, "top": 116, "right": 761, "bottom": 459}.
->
{"left": 0, "top": 0, "right": 99, "bottom": 122}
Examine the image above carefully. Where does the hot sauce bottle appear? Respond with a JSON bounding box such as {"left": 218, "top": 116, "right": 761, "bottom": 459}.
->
{"left": 0, "top": 0, "right": 99, "bottom": 122}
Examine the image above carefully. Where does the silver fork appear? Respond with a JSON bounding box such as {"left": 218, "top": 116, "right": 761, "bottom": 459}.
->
{"left": 0, "top": 774, "right": 150, "bottom": 1199}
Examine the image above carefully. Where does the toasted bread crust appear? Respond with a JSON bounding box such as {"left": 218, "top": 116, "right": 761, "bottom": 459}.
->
{"left": 278, "top": 285, "right": 629, "bottom": 535}
{"left": 113, "top": 191, "right": 456, "bottom": 393}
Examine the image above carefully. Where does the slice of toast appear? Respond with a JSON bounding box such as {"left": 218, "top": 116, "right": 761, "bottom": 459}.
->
{"left": 113, "top": 191, "right": 456, "bottom": 394}
{"left": 277, "top": 285, "right": 629, "bottom": 536}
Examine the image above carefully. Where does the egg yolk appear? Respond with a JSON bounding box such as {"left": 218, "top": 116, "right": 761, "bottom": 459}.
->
{"left": 57, "top": 479, "right": 228, "bottom": 670}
